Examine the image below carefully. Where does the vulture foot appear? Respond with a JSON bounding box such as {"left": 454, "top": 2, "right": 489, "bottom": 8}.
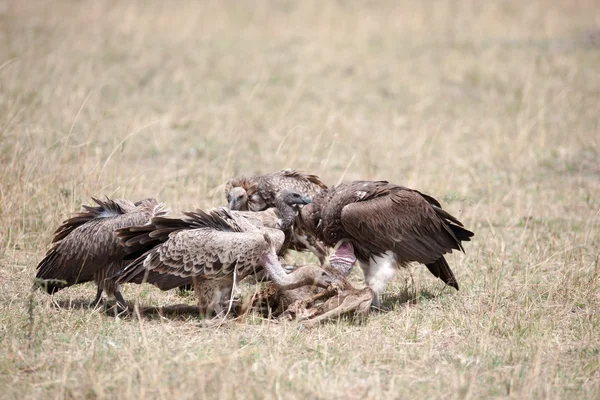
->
{"left": 370, "top": 293, "right": 390, "bottom": 313}
{"left": 89, "top": 287, "right": 104, "bottom": 308}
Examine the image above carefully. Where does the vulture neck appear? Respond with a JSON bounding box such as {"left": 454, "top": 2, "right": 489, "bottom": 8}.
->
{"left": 260, "top": 253, "right": 324, "bottom": 291}
{"left": 273, "top": 197, "right": 297, "bottom": 231}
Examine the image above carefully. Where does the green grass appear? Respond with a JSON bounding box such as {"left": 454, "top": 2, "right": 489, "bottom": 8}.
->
{"left": 1, "top": 0, "right": 599, "bottom": 398}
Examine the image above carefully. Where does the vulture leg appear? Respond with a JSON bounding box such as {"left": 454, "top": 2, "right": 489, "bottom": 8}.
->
{"left": 193, "top": 278, "right": 235, "bottom": 318}
{"left": 113, "top": 289, "right": 128, "bottom": 312}
{"left": 370, "top": 293, "right": 390, "bottom": 312}
{"left": 359, "top": 251, "right": 397, "bottom": 306}
{"left": 89, "top": 286, "right": 104, "bottom": 308}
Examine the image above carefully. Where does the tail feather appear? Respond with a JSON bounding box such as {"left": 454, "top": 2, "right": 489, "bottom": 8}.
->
{"left": 114, "top": 256, "right": 192, "bottom": 290}
{"left": 449, "top": 224, "right": 474, "bottom": 242}
{"left": 431, "top": 205, "right": 474, "bottom": 252}
{"left": 426, "top": 256, "right": 459, "bottom": 290}
{"left": 113, "top": 257, "right": 147, "bottom": 284}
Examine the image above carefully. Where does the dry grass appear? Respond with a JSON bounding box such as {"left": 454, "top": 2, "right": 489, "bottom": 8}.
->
{"left": 1, "top": 0, "right": 600, "bottom": 398}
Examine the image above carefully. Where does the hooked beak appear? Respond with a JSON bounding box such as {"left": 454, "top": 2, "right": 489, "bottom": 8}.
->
{"left": 300, "top": 196, "right": 312, "bottom": 205}
{"left": 228, "top": 198, "right": 238, "bottom": 210}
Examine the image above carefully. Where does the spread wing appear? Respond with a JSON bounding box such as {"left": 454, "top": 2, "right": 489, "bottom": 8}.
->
{"left": 116, "top": 209, "right": 286, "bottom": 289}
{"left": 36, "top": 199, "right": 151, "bottom": 292}
{"left": 340, "top": 189, "right": 464, "bottom": 265}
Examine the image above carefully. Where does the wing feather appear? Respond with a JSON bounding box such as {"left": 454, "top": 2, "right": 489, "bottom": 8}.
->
{"left": 36, "top": 203, "right": 155, "bottom": 291}
{"left": 118, "top": 226, "right": 284, "bottom": 286}
{"left": 340, "top": 189, "right": 462, "bottom": 264}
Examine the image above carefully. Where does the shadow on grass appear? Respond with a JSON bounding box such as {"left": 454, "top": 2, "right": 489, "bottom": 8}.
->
{"left": 379, "top": 287, "right": 442, "bottom": 311}
{"left": 131, "top": 303, "right": 203, "bottom": 319}
{"left": 50, "top": 298, "right": 203, "bottom": 320}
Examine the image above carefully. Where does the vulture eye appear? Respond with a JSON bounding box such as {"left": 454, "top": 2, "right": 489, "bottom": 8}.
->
{"left": 236, "top": 194, "right": 244, "bottom": 200}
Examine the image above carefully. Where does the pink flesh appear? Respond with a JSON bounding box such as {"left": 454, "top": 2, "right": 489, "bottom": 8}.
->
{"left": 329, "top": 241, "right": 357, "bottom": 277}
{"left": 330, "top": 241, "right": 357, "bottom": 264}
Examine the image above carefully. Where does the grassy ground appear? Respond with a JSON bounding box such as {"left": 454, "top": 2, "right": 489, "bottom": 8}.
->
{"left": 1, "top": 0, "right": 599, "bottom": 398}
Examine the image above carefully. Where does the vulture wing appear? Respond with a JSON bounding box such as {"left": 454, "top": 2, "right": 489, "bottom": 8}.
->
{"left": 36, "top": 198, "right": 153, "bottom": 293}
{"left": 340, "top": 189, "right": 460, "bottom": 263}
{"left": 340, "top": 188, "right": 472, "bottom": 288}
{"left": 116, "top": 208, "right": 285, "bottom": 289}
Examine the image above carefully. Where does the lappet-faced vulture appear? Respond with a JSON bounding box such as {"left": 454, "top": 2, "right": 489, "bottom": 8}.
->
{"left": 300, "top": 180, "right": 474, "bottom": 307}
{"left": 35, "top": 197, "right": 166, "bottom": 309}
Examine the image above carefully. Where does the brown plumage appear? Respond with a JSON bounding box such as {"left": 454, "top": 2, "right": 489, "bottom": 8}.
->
{"left": 225, "top": 169, "right": 328, "bottom": 264}
{"left": 225, "top": 169, "right": 327, "bottom": 211}
{"left": 116, "top": 190, "right": 336, "bottom": 316}
{"left": 300, "top": 180, "right": 474, "bottom": 305}
{"left": 35, "top": 197, "right": 166, "bottom": 308}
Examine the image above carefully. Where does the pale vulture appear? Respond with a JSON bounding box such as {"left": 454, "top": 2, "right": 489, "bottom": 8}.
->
{"left": 116, "top": 190, "right": 339, "bottom": 316}
{"left": 225, "top": 169, "right": 328, "bottom": 264}
{"left": 300, "top": 180, "right": 474, "bottom": 307}
{"left": 35, "top": 197, "right": 166, "bottom": 308}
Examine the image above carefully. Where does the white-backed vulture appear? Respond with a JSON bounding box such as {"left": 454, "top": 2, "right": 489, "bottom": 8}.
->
{"left": 300, "top": 180, "right": 474, "bottom": 307}
{"left": 225, "top": 169, "right": 328, "bottom": 264}
{"left": 116, "top": 190, "right": 340, "bottom": 316}
{"left": 35, "top": 197, "right": 166, "bottom": 308}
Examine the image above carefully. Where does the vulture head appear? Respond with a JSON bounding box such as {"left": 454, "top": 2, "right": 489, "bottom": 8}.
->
{"left": 227, "top": 187, "right": 249, "bottom": 211}
{"left": 276, "top": 188, "right": 312, "bottom": 210}
{"left": 271, "top": 189, "right": 313, "bottom": 232}
{"left": 225, "top": 177, "right": 262, "bottom": 211}
{"left": 302, "top": 265, "right": 344, "bottom": 290}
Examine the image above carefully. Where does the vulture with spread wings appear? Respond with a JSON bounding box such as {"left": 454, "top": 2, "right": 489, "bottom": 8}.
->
{"left": 116, "top": 190, "right": 339, "bottom": 316}
{"left": 35, "top": 197, "right": 165, "bottom": 308}
{"left": 300, "top": 181, "right": 474, "bottom": 307}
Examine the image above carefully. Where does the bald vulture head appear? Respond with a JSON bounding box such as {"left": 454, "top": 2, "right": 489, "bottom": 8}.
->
{"left": 276, "top": 188, "right": 312, "bottom": 209}
{"left": 228, "top": 187, "right": 250, "bottom": 211}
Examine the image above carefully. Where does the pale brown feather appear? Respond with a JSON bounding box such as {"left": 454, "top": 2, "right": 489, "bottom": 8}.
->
{"left": 117, "top": 208, "right": 285, "bottom": 293}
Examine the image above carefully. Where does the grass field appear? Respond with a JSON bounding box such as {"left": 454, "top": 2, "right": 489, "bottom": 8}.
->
{"left": 1, "top": 0, "right": 600, "bottom": 398}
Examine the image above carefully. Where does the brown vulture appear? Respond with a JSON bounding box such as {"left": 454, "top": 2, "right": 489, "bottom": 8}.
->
{"left": 35, "top": 197, "right": 166, "bottom": 309}
{"left": 300, "top": 180, "right": 474, "bottom": 307}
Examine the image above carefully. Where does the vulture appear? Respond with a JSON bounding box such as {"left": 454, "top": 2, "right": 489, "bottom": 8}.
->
{"left": 35, "top": 197, "right": 166, "bottom": 309}
{"left": 300, "top": 180, "right": 474, "bottom": 307}
{"left": 116, "top": 189, "right": 339, "bottom": 316}
{"left": 225, "top": 169, "right": 329, "bottom": 264}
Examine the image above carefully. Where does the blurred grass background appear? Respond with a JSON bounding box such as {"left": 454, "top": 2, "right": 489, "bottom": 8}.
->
{"left": 1, "top": 0, "right": 599, "bottom": 398}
